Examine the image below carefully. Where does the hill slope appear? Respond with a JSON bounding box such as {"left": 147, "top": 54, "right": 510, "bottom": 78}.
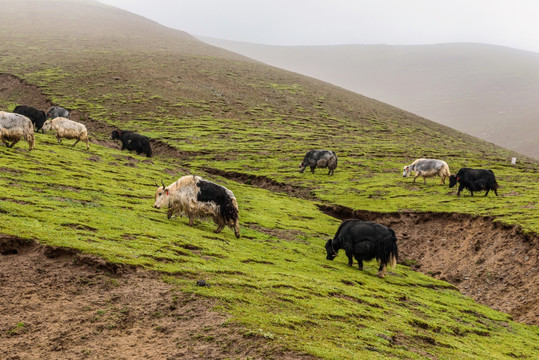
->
{"left": 199, "top": 38, "right": 539, "bottom": 160}
{"left": 0, "top": 1, "right": 538, "bottom": 359}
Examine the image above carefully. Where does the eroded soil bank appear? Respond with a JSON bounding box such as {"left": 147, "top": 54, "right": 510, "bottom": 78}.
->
{"left": 0, "top": 235, "right": 315, "bottom": 360}
{"left": 319, "top": 205, "right": 538, "bottom": 326}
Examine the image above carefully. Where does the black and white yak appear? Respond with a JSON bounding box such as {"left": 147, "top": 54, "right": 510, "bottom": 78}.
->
{"left": 46, "top": 106, "right": 70, "bottom": 120}
{"left": 154, "top": 175, "right": 240, "bottom": 238}
{"left": 299, "top": 149, "right": 338, "bottom": 175}
{"left": 325, "top": 220, "right": 398, "bottom": 278}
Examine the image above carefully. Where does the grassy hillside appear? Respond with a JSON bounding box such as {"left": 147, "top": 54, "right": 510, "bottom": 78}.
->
{"left": 0, "top": 0, "right": 538, "bottom": 359}
{"left": 199, "top": 37, "right": 539, "bottom": 160}
{"left": 1, "top": 124, "right": 537, "bottom": 360}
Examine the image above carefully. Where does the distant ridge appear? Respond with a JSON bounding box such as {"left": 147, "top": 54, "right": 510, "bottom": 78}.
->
{"left": 198, "top": 38, "right": 539, "bottom": 159}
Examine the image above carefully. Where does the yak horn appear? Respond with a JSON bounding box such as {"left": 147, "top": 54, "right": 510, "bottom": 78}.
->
{"left": 161, "top": 179, "right": 166, "bottom": 189}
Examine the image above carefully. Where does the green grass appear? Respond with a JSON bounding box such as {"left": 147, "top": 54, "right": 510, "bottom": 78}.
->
{"left": 0, "top": 2, "right": 537, "bottom": 358}
{"left": 0, "top": 137, "right": 537, "bottom": 359}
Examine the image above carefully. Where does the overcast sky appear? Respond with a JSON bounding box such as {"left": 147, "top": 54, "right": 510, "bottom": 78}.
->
{"left": 98, "top": 0, "right": 539, "bottom": 53}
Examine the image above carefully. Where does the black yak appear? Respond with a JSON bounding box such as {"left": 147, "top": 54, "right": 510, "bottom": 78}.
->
{"left": 110, "top": 130, "right": 152, "bottom": 157}
{"left": 449, "top": 168, "right": 499, "bottom": 196}
{"left": 325, "top": 220, "right": 398, "bottom": 278}
{"left": 13, "top": 105, "right": 46, "bottom": 132}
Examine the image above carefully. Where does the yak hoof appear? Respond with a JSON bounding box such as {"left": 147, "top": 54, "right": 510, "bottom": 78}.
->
{"left": 377, "top": 272, "right": 386, "bottom": 279}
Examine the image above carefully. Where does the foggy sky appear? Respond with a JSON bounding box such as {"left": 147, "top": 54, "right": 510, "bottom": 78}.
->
{"left": 98, "top": 0, "right": 539, "bottom": 54}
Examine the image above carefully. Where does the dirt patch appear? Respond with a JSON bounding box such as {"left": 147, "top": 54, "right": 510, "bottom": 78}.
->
{"left": 203, "top": 167, "right": 317, "bottom": 200}
{"left": 0, "top": 235, "right": 316, "bottom": 360}
{"left": 319, "top": 205, "right": 539, "bottom": 326}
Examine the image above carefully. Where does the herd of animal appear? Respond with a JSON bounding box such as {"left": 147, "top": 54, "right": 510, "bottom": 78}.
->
{"left": 0, "top": 104, "right": 152, "bottom": 156}
{"left": 1, "top": 104, "right": 501, "bottom": 279}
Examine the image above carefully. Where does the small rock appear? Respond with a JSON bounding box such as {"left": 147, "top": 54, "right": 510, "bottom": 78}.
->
{"left": 196, "top": 279, "right": 210, "bottom": 287}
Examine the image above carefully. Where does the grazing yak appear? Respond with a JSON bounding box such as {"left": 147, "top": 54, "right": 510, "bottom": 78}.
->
{"left": 449, "top": 168, "right": 499, "bottom": 196}
{"left": 154, "top": 175, "right": 240, "bottom": 238}
{"left": 110, "top": 130, "right": 152, "bottom": 157}
{"left": 299, "top": 150, "right": 338, "bottom": 175}
{"left": 46, "top": 106, "right": 70, "bottom": 120}
{"left": 0, "top": 111, "right": 35, "bottom": 150}
{"left": 42, "top": 117, "right": 89, "bottom": 150}
{"left": 325, "top": 220, "right": 398, "bottom": 278}
{"left": 13, "top": 105, "right": 47, "bottom": 132}
{"left": 403, "top": 158, "right": 451, "bottom": 184}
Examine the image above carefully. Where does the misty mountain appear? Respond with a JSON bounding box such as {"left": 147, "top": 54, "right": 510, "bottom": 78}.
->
{"left": 198, "top": 38, "right": 539, "bottom": 159}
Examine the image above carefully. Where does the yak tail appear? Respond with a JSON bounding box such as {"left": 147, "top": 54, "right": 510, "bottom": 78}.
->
{"left": 329, "top": 152, "right": 338, "bottom": 169}
{"left": 27, "top": 132, "right": 35, "bottom": 150}
{"left": 145, "top": 142, "right": 153, "bottom": 158}
{"left": 388, "top": 228, "right": 399, "bottom": 269}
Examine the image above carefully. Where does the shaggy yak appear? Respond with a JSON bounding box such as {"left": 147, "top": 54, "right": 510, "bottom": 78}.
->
{"left": 449, "top": 168, "right": 499, "bottom": 196}
{"left": 0, "top": 111, "right": 35, "bottom": 150}
{"left": 154, "top": 175, "right": 240, "bottom": 238}
{"left": 402, "top": 158, "right": 451, "bottom": 184}
{"left": 299, "top": 149, "right": 338, "bottom": 175}
{"left": 325, "top": 220, "right": 398, "bottom": 278}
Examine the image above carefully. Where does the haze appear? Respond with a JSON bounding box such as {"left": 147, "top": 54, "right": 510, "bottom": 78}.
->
{"left": 99, "top": 0, "right": 539, "bottom": 53}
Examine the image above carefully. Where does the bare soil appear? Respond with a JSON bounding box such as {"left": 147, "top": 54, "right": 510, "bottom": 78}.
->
{"left": 0, "top": 235, "right": 315, "bottom": 360}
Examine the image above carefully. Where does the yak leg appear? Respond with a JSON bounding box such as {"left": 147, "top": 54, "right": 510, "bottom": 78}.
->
{"left": 73, "top": 139, "right": 80, "bottom": 147}
{"left": 213, "top": 216, "right": 225, "bottom": 234}
{"left": 494, "top": 188, "right": 498, "bottom": 196}
{"left": 167, "top": 208, "right": 174, "bottom": 219}
{"left": 310, "top": 166, "right": 316, "bottom": 174}
{"left": 457, "top": 184, "right": 465, "bottom": 197}
{"left": 1, "top": 139, "right": 10, "bottom": 147}
{"left": 484, "top": 189, "right": 490, "bottom": 196}
{"left": 188, "top": 215, "right": 194, "bottom": 226}
{"left": 412, "top": 173, "right": 420, "bottom": 183}
{"left": 85, "top": 139, "right": 89, "bottom": 150}
{"left": 377, "top": 263, "right": 387, "bottom": 278}
{"left": 214, "top": 223, "right": 224, "bottom": 234}
{"left": 9, "top": 139, "right": 20, "bottom": 148}
{"left": 234, "top": 220, "right": 240, "bottom": 239}
{"left": 345, "top": 251, "right": 353, "bottom": 267}
{"left": 440, "top": 174, "right": 446, "bottom": 184}
{"left": 355, "top": 256, "right": 364, "bottom": 271}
